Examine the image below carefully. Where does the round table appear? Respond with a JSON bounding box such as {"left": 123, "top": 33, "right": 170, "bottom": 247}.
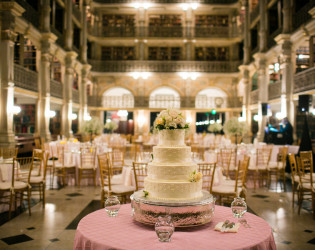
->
{"left": 74, "top": 204, "right": 276, "bottom": 250}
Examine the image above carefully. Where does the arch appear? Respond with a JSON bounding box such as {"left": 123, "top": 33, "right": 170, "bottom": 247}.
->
{"left": 195, "top": 87, "right": 228, "bottom": 109}
{"left": 102, "top": 87, "right": 134, "bottom": 108}
{"left": 99, "top": 83, "right": 137, "bottom": 97}
{"left": 147, "top": 83, "right": 185, "bottom": 98}
{"left": 149, "top": 86, "right": 181, "bottom": 108}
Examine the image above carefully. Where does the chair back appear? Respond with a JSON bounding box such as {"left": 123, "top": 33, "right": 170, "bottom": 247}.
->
{"left": 288, "top": 153, "right": 298, "bottom": 177}
{"left": 109, "top": 146, "right": 125, "bottom": 168}
{"left": 34, "top": 138, "right": 41, "bottom": 149}
{"left": 298, "top": 151, "right": 314, "bottom": 186}
{"left": 198, "top": 163, "right": 216, "bottom": 192}
{"left": 133, "top": 162, "right": 148, "bottom": 191}
{"left": 1, "top": 147, "right": 18, "bottom": 159}
{"left": 56, "top": 145, "right": 72, "bottom": 166}
{"left": 14, "top": 157, "right": 34, "bottom": 186}
{"left": 80, "top": 146, "right": 97, "bottom": 169}
{"left": 98, "top": 153, "right": 112, "bottom": 190}
{"left": 256, "top": 147, "right": 272, "bottom": 166}
{"left": 235, "top": 155, "right": 250, "bottom": 191}
{"left": 219, "top": 148, "right": 232, "bottom": 176}
{"left": 32, "top": 149, "right": 44, "bottom": 176}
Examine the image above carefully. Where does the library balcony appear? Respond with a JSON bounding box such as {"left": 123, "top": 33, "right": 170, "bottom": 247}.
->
{"left": 14, "top": 64, "right": 38, "bottom": 92}
{"left": 93, "top": 0, "right": 238, "bottom": 3}
{"left": 89, "top": 60, "right": 241, "bottom": 73}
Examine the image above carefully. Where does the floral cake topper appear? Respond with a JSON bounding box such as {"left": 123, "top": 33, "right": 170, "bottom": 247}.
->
{"left": 189, "top": 170, "right": 203, "bottom": 182}
{"left": 155, "top": 109, "right": 189, "bottom": 130}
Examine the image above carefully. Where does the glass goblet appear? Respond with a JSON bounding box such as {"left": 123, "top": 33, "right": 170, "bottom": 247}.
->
{"left": 105, "top": 196, "right": 121, "bottom": 217}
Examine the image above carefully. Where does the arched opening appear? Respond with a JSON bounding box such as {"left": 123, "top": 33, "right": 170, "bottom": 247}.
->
{"left": 102, "top": 87, "right": 134, "bottom": 108}
{"left": 149, "top": 86, "right": 180, "bottom": 109}
{"left": 195, "top": 87, "right": 227, "bottom": 109}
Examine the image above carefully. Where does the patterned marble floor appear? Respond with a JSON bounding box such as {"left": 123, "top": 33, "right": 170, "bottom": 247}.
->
{"left": 0, "top": 179, "right": 314, "bottom": 250}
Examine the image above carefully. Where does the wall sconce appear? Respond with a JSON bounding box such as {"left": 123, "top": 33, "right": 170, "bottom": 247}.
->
{"left": 48, "top": 110, "right": 56, "bottom": 118}
{"left": 253, "top": 114, "right": 259, "bottom": 121}
{"left": 84, "top": 113, "right": 91, "bottom": 121}
{"left": 178, "top": 72, "right": 199, "bottom": 80}
{"left": 181, "top": 3, "right": 198, "bottom": 11}
{"left": 130, "top": 72, "right": 151, "bottom": 80}
{"left": 132, "top": 2, "right": 151, "bottom": 9}
{"left": 71, "top": 113, "right": 78, "bottom": 120}
{"left": 13, "top": 106, "right": 21, "bottom": 115}
{"left": 117, "top": 110, "right": 128, "bottom": 117}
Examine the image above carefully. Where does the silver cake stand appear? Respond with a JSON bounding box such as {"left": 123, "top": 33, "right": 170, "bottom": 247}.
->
{"left": 130, "top": 190, "right": 215, "bottom": 227}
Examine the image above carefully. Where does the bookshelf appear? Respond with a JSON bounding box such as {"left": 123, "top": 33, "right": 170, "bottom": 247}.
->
{"left": 149, "top": 15, "right": 182, "bottom": 27}
{"left": 296, "top": 46, "right": 310, "bottom": 73}
{"left": 14, "top": 104, "right": 36, "bottom": 134}
{"left": 24, "top": 39, "right": 37, "bottom": 71}
{"left": 195, "top": 15, "right": 228, "bottom": 27}
{"left": 101, "top": 47, "right": 135, "bottom": 60}
{"left": 194, "top": 47, "right": 228, "bottom": 61}
{"left": 52, "top": 57, "right": 62, "bottom": 82}
{"left": 102, "top": 14, "right": 135, "bottom": 28}
{"left": 149, "top": 47, "right": 182, "bottom": 60}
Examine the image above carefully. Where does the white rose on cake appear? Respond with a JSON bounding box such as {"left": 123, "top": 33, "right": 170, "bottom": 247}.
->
{"left": 155, "top": 109, "right": 189, "bottom": 131}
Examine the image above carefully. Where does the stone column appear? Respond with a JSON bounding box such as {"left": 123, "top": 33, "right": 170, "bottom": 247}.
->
{"left": 138, "top": 7, "right": 145, "bottom": 60}
{"left": 242, "top": 0, "right": 250, "bottom": 65}
{"left": 79, "top": 64, "right": 91, "bottom": 132}
{"left": 0, "top": 3, "right": 24, "bottom": 147}
{"left": 64, "top": 0, "right": 73, "bottom": 51}
{"left": 81, "top": 1, "right": 89, "bottom": 63}
{"left": 254, "top": 53, "right": 268, "bottom": 142}
{"left": 282, "top": 0, "right": 292, "bottom": 34}
{"left": 259, "top": 0, "right": 267, "bottom": 52}
{"left": 62, "top": 52, "right": 77, "bottom": 138}
{"left": 275, "top": 35, "right": 294, "bottom": 126}
{"left": 37, "top": 34, "right": 57, "bottom": 142}
{"left": 185, "top": 8, "right": 192, "bottom": 60}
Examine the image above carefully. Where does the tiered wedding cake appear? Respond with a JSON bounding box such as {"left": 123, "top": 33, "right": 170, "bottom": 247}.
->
{"left": 143, "top": 110, "right": 203, "bottom": 201}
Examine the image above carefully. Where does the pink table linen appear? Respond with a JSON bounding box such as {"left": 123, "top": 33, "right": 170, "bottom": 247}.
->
{"left": 74, "top": 204, "right": 276, "bottom": 250}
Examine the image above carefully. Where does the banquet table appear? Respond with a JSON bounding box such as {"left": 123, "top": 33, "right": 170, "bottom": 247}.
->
{"left": 74, "top": 204, "right": 276, "bottom": 250}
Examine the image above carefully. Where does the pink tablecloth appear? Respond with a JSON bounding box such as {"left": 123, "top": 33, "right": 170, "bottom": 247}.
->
{"left": 74, "top": 204, "right": 276, "bottom": 250}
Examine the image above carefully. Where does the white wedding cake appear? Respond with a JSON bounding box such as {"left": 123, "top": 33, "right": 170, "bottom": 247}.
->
{"left": 144, "top": 110, "right": 203, "bottom": 201}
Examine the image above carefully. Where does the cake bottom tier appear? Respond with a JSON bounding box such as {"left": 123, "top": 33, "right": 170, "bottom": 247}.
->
{"left": 144, "top": 178, "right": 203, "bottom": 201}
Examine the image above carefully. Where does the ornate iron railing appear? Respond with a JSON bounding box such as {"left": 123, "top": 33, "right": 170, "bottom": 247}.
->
{"left": 88, "top": 96, "right": 102, "bottom": 107}
{"left": 14, "top": 64, "right": 38, "bottom": 92}
{"left": 89, "top": 60, "right": 241, "bottom": 73}
{"left": 72, "top": 89, "right": 80, "bottom": 104}
{"left": 268, "top": 81, "right": 281, "bottom": 100}
{"left": 149, "top": 96, "right": 180, "bottom": 109}
{"left": 250, "top": 89, "right": 259, "bottom": 105}
{"left": 50, "top": 79, "right": 63, "bottom": 99}
{"left": 294, "top": 67, "right": 315, "bottom": 93}
{"left": 89, "top": 26, "right": 239, "bottom": 38}
{"left": 72, "top": 5, "right": 81, "bottom": 21}
{"left": 15, "top": 0, "right": 40, "bottom": 27}
{"left": 94, "top": 0, "right": 238, "bottom": 3}
{"left": 292, "top": 0, "right": 314, "bottom": 31}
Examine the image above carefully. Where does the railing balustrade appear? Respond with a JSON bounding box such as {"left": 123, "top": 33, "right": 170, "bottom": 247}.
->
{"left": 89, "top": 60, "right": 241, "bottom": 73}
{"left": 268, "top": 81, "right": 281, "bottom": 100}
{"left": 250, "top": 89, "right": 259, "bottom": 105}
{"left": 94, "top": 0, "right": 238, "bottom": 3}
{"left": 72, "top": 89, "right": 80, "bottom": 104}
{"left": 89, "top": 26, "right": 239, "bottom": 38}
{"left": 294, "top": 67, "right": 315, "bottom": 93}
{"left": 50, "top": 79, "right": 63, "bottom": 99}
{"left": 14, "top": 64, "right": 38, "bottom": 92}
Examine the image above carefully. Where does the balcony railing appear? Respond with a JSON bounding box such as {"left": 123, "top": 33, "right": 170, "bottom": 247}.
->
{"left": 250, "top": 89, "right": 259, "bottom": 105}
{"left": 14, "top": 64, "right": 38, "bottom": 92}
{"left": 89, "top": 60, "right": 241, "bottom": 73}
{"left": 268, "top": 81, "right": 281, "bottom": 100}
{"left": 94, "top": 0, "right": 238, "bottom": 3}
{"left": 72, "top": 5, "right": 81, "bottom": 21}
{"left": 72, "top": 89, "right": 80, "bottom": 104}
{"left": 88, "top": 96, "right": 102, "bottom": 107}
{"left": 50, "top": 79, "right": 63, "bottom": 99}
{"left": 294, "top": 67, "right": 315, "bottom": 93}
{"left": 15, "top": 0, "right": 40, "bottom": 27}
{"left": 89, "top": 26, "right": 239, "bottom": 38}
{"left": 293, "top": 0, "right": 314, "bottom": 31}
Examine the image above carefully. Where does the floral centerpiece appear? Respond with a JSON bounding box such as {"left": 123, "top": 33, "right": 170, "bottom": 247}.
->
{"left": 81, "top": 116, "right": 104, "bottom": 135}
{"left": 155, "top": 109, "right": 189, "bottom": 130}
{"left": 207, "top": 123, "right": 223, "bottom": 134}
{"left": 223, "top": 117, "right": 248, "bottom": 138}
{"left": 104, "top": 120, "right": 118, "bottom": 133}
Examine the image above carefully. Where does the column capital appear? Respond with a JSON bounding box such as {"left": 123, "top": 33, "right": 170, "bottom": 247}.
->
{"left": 308, "top": 7, "right": 315, "bottom": 18}
{"left": 253, "top": 52, "right": 267, "bottom": 61}
{"left": 238, "top": 64, "right": 250, "bottom": 73}
{"left": 274, "top": 34, "right": 291, "bottom": 45}
{"left": 0, "top": 2, "right": 25, "bottom": 16}
{"left": 65, "top": 51, "right": 78, "bottom": 69}
{"left": 41, "top": 32, "right": 58, "bottom": 43}
{"left": 1, "top": 29, "right": 17, "bottom": 42}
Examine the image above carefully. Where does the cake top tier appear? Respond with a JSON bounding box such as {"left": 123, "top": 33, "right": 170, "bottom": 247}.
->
{"left": 158, "top": 129, "right": 185, "bottom": 146}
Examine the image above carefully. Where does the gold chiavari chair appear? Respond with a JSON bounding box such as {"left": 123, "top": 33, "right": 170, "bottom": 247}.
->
{"left": 133, "top": 162, "right": 148, "bottom": 191}
{"left": 30, "top": 151, "right": 49, "bottom": 208}
{"left": 211, "top": 156, "right": 250, "bottom": 205}
{"left": 32, "top": 149, "right": 44, "bottom": 177}
{"left": 248, "top": 147, "right": 272, "bottom": 189}
{"left": 34, "top": 137, "right": 41, "bottom": 149}
{"left": 53, "top": 145, "right": 77, "bottom": 186}
{"left": 109, "top": 146, "right": 126, "bottom": 174}
{"left": 267, "top": 146, "right": 288, "bottom": 190}
{"left": 98, "top": 153, "right": 135, "bottom": 207}
{"left": 78, "top": 146, "right": 97, "bottom": 187}
{"left": 218, "top": 148, "right": 233, "bottom": 179}
{"left": 288, "top": 154, "right": 300, "bottom": 208}
{"left": 296, "top": 152, "right": 314, "bottom": 218}
{"left": 198, "top": 163, "right": 216, "bottom": 192}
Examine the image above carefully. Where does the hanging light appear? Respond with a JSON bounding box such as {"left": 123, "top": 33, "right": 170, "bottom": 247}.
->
{"left": 13, "top": 106, "right": 21, "bottom": 115}
{"left": 71, "top": 113, "right": 78, "bottom": 120}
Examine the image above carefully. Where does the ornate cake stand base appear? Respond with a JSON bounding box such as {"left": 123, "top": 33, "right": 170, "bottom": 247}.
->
{"left": 130, "top": 190, "right": 215, "bottom": 227}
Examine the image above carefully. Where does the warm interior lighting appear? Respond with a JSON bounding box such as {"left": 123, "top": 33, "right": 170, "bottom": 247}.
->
{"left": 71, "top": 113, "right": 78, "bottom": 120}
{"left": 118, "top": 110, "right": 128, "bottom": 117}
{"left": 275, "top": 112, "right": 284, "bottom": 120}
{"left": 84, "top": 113, "right": 91, "bottom": 121}
{"left": 130, "top": 72, "right": 151, "bottom": 79}
{"left": 49, "top": 110, "right": 56, "bottom": 118}
{"left": 178, "top": 72, "right": 199, "bottom": 80}
{"left": 13, "top": 106, "right": 21, "bottom": 115}
{"left": 238, "top": 117, "right": 245, "bottom": 122}
{"left": 253, "top": 114, "right": 259, "bottom": 121}
{"left": 181, "top": 3, "right": 198, "bottom": 10}
{"left": 132, "top": 2, "right": 152, "bottom": 9}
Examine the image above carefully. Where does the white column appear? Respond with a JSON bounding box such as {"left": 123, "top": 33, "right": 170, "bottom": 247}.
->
{"left": 254, "top": 53, "right": 268, "bottom": 142}
{"left": 64, "top": 0, "right": 73, "bottom": 51}
{"left": 0, "top": 4, "right": 24, "bottom": 146}
{"left": 239, "top": 65, "right": 251, "bottom": 128}
{"left": 79, "top": 64, "right": 91, "bottom": 132}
